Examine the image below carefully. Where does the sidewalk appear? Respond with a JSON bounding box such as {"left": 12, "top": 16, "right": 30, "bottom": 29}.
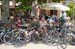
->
{"left": 0, "top": 43, "right": 75, "bottom": 49}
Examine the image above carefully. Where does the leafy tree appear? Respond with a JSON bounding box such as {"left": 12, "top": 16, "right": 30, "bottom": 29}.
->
{"left": 16, "top": 0, "right": 34, "bottom": 11}
{"left": 67, "top": 1, "right": 75, "bottom": 19}
{"left": 52, "top": 0, "right": 60, "bottom": 2}
{"left": 15, "top": 0, "right": 62, "bottom": 11}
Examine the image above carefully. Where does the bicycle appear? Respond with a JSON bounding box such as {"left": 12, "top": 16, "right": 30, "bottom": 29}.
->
{"left": 41, "top": 25, "right": 59, "bottom": 46}
{"left": 65, "top": 25, "right": 75, "bottom": 45}
{"left": 0, "top": 30, "right": 5, "bottom": 43}
{"left": 3, "top": 29, "right": 15, "bottom": 44}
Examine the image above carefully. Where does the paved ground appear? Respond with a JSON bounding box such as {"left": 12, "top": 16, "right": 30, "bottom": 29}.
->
{"left": 0, "top": 42, "right": 75, "bottom": 49}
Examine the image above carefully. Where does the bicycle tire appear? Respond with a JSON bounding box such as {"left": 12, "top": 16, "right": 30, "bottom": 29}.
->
{"left": 3, "top": 31, "right": 14, "bottom": 44}
{"left": 18, "top": 32, "right": 31, "bottom": 44}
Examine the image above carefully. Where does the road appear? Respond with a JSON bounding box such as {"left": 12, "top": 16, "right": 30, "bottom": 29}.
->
{"left": 0, "top": 42, "right": 75, "bottom": 49}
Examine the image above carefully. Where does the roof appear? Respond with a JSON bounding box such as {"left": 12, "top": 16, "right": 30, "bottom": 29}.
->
{"left": 41, "top": 3, "right": 70, "bottom": 11}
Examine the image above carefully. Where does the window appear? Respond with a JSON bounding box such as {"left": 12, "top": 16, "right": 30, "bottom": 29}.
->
{"left": 50, "top": 10, "right": 57, "bottom": 16}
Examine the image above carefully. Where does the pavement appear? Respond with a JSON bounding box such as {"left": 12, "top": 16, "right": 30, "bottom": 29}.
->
{"left": 0, "top": 42, "right": 75, "bottom": 49}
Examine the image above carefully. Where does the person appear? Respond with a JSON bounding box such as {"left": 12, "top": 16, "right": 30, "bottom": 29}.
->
{"left": 9, "top": 16, "right": 14, "bottom": 24}
{"left": 52, "top": 15, "right": 59, "bottom": 22}
{"left": 52, "top": 15, "right": 59, "bottom": 27}
{"left": 30, "top": 17, "right": 39, "bottom": 27}
{"left": 45, "top": 15, "right": 49, "bottom": 20}
{"left": 59, "top": 11, "right": 67, "bottom": 25}
{"left": 17, "top": 18, "right": 22, "bottom": 28}
{"left": 22, "top": 18, "right": 26, "bottom": 25}
{"left": 59, "top": 15, "right": 65, "bottom": 26}
{"left": 62, "top": 11, "right": 67, "bottom": 19}
{"left": 47, "top": 15, "right": 54, "bottom": 26}
{"left": 39, "top": 17, "right": 47, "bottom": 28}
{"left": 63, "top": 17, "right": 73, "bottom": 28}
{"left": 13, "top": 17, "right": 22, "bottom": 27}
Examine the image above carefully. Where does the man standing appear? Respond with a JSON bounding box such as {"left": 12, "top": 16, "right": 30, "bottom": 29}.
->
{"left": 59, "top": 11, "right": 67, "bottom": 26}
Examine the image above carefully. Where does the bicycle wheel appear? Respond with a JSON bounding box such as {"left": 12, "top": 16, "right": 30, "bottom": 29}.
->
{"left": 0, "top": 31, "right": 5, "bottom": 43}
{"left": 50, "top": 31, "right": 60, "bottom": 46}
{"left": 42, "top": 34, "right": 54, "bottom": 45}
{"left": 0, "top": 36, "right": 3, "bottom": 43}
{"left": 66, "top": 32, "right": 75, "bottom": 45}
{"left": 18, "top": 32, "right": 31, "bottom": 44}
{"left": 57, "top": 35, "right": 67, "bottom": 49}
{"left": 42, "top": 31, "right": 58, "bottom": 46}
{"left": 58, "top": 30, "right": 67, "bottom": 43}
{"left": 3, "top": 31, "right": 14, "bottom": 44}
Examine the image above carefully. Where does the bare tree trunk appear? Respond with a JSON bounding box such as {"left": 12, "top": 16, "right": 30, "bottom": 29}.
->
{"left": 2, "top": 0, "right": 9, "bottom": 23}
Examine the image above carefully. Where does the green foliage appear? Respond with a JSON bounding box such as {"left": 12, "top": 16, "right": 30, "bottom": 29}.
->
{"left": 52, "top": 0, "right": 60, "bottom": 2}
{"left": 15, "top": 0, "right": 61, "bottom": 11}
{"left": 38, "top": 0, "right": 46, "bottom": 4}
{"left": 16, "top": 0, "right": 34, "bottom": 11}
{"left": 67, "top": 2, "right": 75, "bottom": 18}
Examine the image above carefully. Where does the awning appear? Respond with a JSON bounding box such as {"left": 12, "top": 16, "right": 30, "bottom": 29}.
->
{"left": 41, "top": 3, "right": 70, "bottom": 11}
